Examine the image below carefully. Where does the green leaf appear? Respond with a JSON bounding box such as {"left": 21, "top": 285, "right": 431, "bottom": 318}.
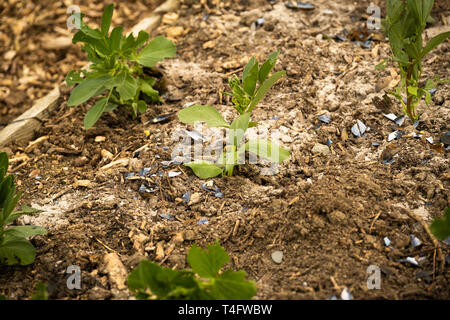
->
{"left": 135, "top": 31, "right": 150, "bottom": 49}
{"left": 116, "top": 74, "right": 138, "bottom": 101}
{"left": 101, "top": 4, "right": 114, "bottom": 36}
{"left": 4, "top": 226, "right": 47, "bottom": 239}
{"left": 187, "top": 243, "right": 229, "bottom": 278}
{"left": 137, "top": 100, "right": 147, "bottom": 114}
{"left": 247, "top": 70, "right": 285, "bottom": 113}
{"left": 421, "top": 31, "right": 450, "bottom": 58}
{"left": 127, "top": 260, "right": 198, "bottom": 299}
{"left": 0, "top": 237, "right": 36, "bottom": 265}
{"left": 84, "top": 97, "right": 108, "bottom": 129}
{"left": 136, "top": 36, "right": 176, "bottom": 68}
{"left": 178, "top": 105, "right": 230, "bottom": 128}
{"left": 242, "top": 57, "right": 258, "bottom": 96}
{"left": 211, "top": 269, "right": 257, "bottom": 300}
{"left": 258, "top": 50, "right": 279, "bottom": 84}
{"left": 81, "top": 24, "right": 103, "bottom": 40}
{"left": 184, "top": 162, "right": 223, "bottom": 179}
{"left": 66, "top": 70, "right": 87, "bottom": 86}
{"left": 0, "top": 152, "right": 8, "bottom": 181}
{"left": 67, "top": 75, "right": 110, "bottom": 106}
{"left": 31, "top": 282, "right": 49, "bottom": 300}
{"left": 109, "top": 26, "right": 123, "bottom": 51}
{"left": 139, "top": 78, "right": 161, "bottom": 102}
{"left": 245, "top": 139, "right": 290, "bottom": 162}
{"left": 430, "top": 207, "right": 450, "bottom": 240}
{"left": 228, "top": 112, "right": 250, "bottom": 147}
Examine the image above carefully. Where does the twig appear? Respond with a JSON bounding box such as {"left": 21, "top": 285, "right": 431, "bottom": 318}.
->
{"left": 95, "top": 238, "right": 121, "bottom": 256}
{"left": 369, "top": 211, "right": 382, "bottom": 231}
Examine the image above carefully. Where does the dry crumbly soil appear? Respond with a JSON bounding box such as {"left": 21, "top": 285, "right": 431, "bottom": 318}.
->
{"left": 0, "top": 0, "right": 449, "bottom": 299}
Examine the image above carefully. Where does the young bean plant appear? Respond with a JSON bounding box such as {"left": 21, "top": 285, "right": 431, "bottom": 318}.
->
{"left": 66, "top": 4, "right": 176, "bottom": 129}
{"left": 128, "top": 242, "right": 256, "bottom": 300}
{"left": 0, "top": 152, "right": 46, "bottom": 266}
{"left": 178, "top": 51, "right": 290, "bottom": 178}
{"left": 380, "top": 0, "right": 450, "bottom": 121}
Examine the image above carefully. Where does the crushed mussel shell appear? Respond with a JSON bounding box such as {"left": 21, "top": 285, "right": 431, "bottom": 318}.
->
{"left": 400, "top": 257, "right": 420, "bottom": 267}
{"left": 340, "top": 288, "right": 353, "bottom": 300}
{"left": 394, "top": 115, "right": 405, "bottom": 126}
{"left": 387, "top": 130, "right": 405, "bottom": 142}
{"left": 124, "top": 172, "right": 135, "bottom": 179}
{"left": 139, "top": 168, "right": 151, "bottom": 176}
{"left": 159, "top": 214, "right": 174, "bottom": 220}
{"left": 426, "top": 137, "right": 434, "bottom": 144}
{"left": 197, "top": 218, "right": 209, "bottom": 225}
{"left": 168, "top": 171, "right": 182, "bottom": 178}
{"left": 150, "top": 113, "right": 175, "bottom": 124}
{"left": 285, "top": 1, "right": 315, "bottom": 10}
{"left": 182, "top": 192, "right": 191, "bottom": 204}
{"left": 139, "top": 184, "right": 159, "bottom": 197}
{"left": 410, "top": 234, "right": 421, "bottom": 248}
{"left": 383, "top": 113, "right": 397, "bottom": 121}
{"left": 351, "top": 120, "right": 366, "bottom": 137}
{"left": 318, "top": 114, "right": 331, "bottom": 124}
{"left": 383, "top": 237, "right": 391, "bottom": 247}
{"left": 201, "top": 180, "right": 224, "bottom": 198}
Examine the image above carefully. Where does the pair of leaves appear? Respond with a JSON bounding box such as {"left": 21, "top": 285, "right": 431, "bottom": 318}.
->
{"left": 227, "top": 51, "right": 285, "bottom": 114}
{"left": 66, "top": 3, "right": 176, "bottom": 129}
{"left": 184, "top": 138, "right": 290, "bottom": 179}
{"left": 128, "top": 242, "right": 257, "bottom": 300}
{"left": 0, "top": 152, "right": 46, "bottom": 266}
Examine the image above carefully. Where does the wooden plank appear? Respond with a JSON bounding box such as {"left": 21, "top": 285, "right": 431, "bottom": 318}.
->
{"left": 0, "top": 87, "right": 60, "bottom": 146}
{"left": 0, "top": 0, "right": 180, "bottom": 147}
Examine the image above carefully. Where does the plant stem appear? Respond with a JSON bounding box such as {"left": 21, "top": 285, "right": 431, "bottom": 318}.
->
{"left": 405, "top": 60, "right": 415, "bottom": 121}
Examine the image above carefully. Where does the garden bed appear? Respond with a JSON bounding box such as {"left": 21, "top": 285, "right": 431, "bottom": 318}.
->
{"left": 0, "top": 0, "right": 449, "bottom": 299}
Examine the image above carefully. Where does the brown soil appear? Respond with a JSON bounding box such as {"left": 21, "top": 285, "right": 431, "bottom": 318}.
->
{"left": 0, "top": 0, "right": 449, "bottom": 300}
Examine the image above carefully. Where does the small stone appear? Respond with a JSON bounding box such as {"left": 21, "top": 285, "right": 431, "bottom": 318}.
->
{"left": 311, "top": 143, "right": 330, "bottom": 156}
{"left": 188, "top": 192, "right": 202, "bottom": 206}
{"left": 271, "top": 251, "right": 283, "bottom": 264}
{"left": 155, "top": 241, "right": 165, "bottom": 261}
{"left": 184, "top": 230, "right": 196, "bottom": 241}
{"left": 165, "top": 26, "right": 184, "bottom": 38}
{"left": 73, "top": 179, "right": 92, "bottom": 188}
{"left": 103, "top": 253, "right": 128, "bottom": 290}
{"left": 29, "top": 169, "right": 40, "bottom": 179}
{"left": 88, "top": 286, "right": 112, "bottom": 300}
{"left": 95, "top": 136, "right": 106, "bottom": 142}
{"left": 327, "top": 210, "right": 346, "bottom": 224}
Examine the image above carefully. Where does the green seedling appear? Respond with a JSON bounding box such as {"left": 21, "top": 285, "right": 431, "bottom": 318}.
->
{"left": 128, "top": 242, "right": 257, "bottom": 300}
{"left": 0, "top": 152, "right": 46, "bottom": 266}
{"left": 380, "top": 0, "right": 450, "bottom": 121}
{"left": 66, "top": 3, "right": 176, "bottom": 129}
{"left": 430, "top": 207, "right": 450, "bottom": 241}
{"left": 178, "top": 51, "right": 290, "bottom": 178}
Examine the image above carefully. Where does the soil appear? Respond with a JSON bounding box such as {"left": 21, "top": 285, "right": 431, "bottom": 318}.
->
{"left": 0, "top": 0, "right": 449, "bottom": 300}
